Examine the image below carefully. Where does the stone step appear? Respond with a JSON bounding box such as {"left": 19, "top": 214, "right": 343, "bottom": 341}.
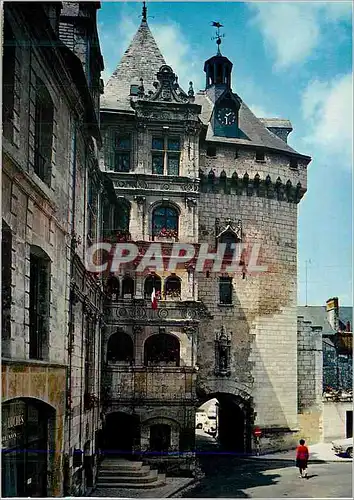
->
{"left": 100, "top": 460, "right": 144, "bottom": 471}
{"left": 100, "top": 465, "right": 151, "bottom": 477}
{"left": 97, "top": 469, "right": 158, "bottom": 485}
{"left": 96, "top": 474, "right": 166, "bottom": 489}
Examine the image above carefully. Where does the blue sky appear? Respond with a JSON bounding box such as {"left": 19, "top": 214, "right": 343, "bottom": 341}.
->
{"left": 97, "top": 1, "right": 353, "bottom": 307}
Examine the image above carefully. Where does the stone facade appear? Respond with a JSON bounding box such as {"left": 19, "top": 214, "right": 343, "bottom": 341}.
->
{"left": 98, "top": 9, "right": 311, "bottom": 470}
{"left": 296, "top": 317, "right": 323, "bottom": 444}
{"left": 1, "top": 2, "right": 107, "bottom": 497}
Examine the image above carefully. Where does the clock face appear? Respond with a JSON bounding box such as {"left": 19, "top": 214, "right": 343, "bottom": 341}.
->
{"left": 217, "top": 107, "right": 237, "bottom": 126}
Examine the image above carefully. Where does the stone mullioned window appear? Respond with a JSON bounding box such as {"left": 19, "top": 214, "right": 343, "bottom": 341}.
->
{"left": 152, "top": 137, "right": 180, "bottom": 176}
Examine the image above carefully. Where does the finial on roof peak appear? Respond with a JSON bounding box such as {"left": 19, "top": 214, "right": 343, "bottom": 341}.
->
{"left": 142, "top": 1, "right": 147, "bottom": 23}
{"left": 211, "top": 21, "right": 225, "bottom": 55}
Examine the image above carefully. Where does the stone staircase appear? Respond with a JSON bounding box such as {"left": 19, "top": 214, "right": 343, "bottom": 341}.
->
{"left": 96, "top": 458, "right": 166, "bottom": 489}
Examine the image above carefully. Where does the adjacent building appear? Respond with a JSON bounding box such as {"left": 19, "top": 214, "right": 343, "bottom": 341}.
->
{"left": 1, "top": 2, "right": 110, "bottom": 496}
{"left": 297, "top": 298, "right": 352, "bottom": 443}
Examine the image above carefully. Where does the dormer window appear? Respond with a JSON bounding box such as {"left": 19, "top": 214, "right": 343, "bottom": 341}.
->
{"left": 256, "top": 149, "right": 265, "bottom": 162}
{"left": 130, "top": 85, "right": 140, "bottom": 96}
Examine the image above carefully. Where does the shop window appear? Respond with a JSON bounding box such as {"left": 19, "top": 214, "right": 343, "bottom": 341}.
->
{"left": 219, "top": 277, "right": 233, "bottom": 305}
{"left": 144, "top": 274, "right": 162, "bottom": 300}
{"left": 150, "top": 424, "right": 171, "bottom": 452}
{"left": 34, "top": 78, "right": 54, "bottom": 185}
{"left": 2, "top": 222, "right": 12, "bottom": 342}
{"left": 107, "top": 331, "right": 134, "bottom": 363}
{"left": 144, "top": 333, "right": 180, "bottom": 367}
{"left": 165, "top": 276, "right": 181, "bottom": 300}
{"left": 152, "top": 137, "right": 180, "bottom": 175}
{"left": 152, "top": 205, "right": 178, "bottom": 239}
{"left": 122, "top": 276, "right": 134, "bottom": 298}
{"left": 29, "top": 247, "right": 50, "bottom": 360}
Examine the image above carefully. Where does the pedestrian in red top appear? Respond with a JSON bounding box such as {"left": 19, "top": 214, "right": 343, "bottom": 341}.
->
{"left": 296, "top": 439, "right": 309, "bottom": 478}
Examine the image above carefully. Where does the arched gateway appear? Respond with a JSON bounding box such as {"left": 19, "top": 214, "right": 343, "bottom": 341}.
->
{"left": 196, "top": 391, "right": 254, "bottom": 454}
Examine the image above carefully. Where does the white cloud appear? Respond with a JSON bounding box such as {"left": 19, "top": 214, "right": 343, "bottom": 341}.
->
{"left": 151, "top": 22, "right": 202, "bottom": 92}
{"left": 248, "top": 2, "right": 351, "bottom": 70}
{"left": 248, "top": 104, "right": 271, "bottom": 118}
{"left": 301, "top": 73, "right": 353, "bottom": 167}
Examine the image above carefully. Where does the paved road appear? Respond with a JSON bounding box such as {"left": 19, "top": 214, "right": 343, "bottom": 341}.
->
{"left": 181, "top": 431, "right": 352, "bottom": 498}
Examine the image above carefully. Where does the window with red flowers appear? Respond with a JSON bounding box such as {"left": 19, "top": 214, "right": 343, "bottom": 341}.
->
{"left": 152, "top": 206, "right": 179, "bottom": 239}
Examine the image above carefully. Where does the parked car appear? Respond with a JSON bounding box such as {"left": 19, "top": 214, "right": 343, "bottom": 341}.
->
{"left": 331, "top": 437, "right": 353, "bottom": 458}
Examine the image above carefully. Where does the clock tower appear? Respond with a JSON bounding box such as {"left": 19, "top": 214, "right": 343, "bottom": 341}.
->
{"left": 204, "top": 25, "right": 241, "bottom": 138}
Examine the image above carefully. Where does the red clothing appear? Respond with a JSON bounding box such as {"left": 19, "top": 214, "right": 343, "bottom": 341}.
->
{"left": 296, "top": 444, "right": 309, "bottom": 460}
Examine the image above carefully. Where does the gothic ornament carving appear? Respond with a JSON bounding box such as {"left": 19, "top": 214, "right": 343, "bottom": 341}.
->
{"left": 133, "top": 325, "right": 143, "bottom": 335}
{"left": 186, "top": 197, "right": 197, "bottom": 209}
{"left": 215, "top": 325, "right": 232, "bottom": 377}
{"left": 134, "top": 195, "right": 146, "bottom": 207}
{"left": 146, "top": 65, "right": 190, "bottom": 104}
{"left": 216, "top": 218, "right": 242, "bottom": 241}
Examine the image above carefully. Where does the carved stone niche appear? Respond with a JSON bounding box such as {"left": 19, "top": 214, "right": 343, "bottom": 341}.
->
{"left": 214, "top": 325, "right": 232, "bottom": 377}
{"left": 215, "top": 218, "right": 242, "bottom": 242}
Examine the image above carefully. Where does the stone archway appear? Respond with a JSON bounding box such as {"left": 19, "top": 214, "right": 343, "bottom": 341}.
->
{"left": 196, "top": 391, "right": 253, "bottom": 455}
{"left": 103, "top": 412, "right": 140, "bottom": 458}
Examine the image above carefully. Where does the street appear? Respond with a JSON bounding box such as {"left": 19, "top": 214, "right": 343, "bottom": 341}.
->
{"left": 179, "top": 430, "right": 353, "bottom": 498}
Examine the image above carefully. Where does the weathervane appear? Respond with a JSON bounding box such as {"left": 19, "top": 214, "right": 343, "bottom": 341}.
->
{"left": 211, "top": 21, "right": 225, "bottom": 55}
{"left": 140, "top": 1, "right": 154, "bottom": 22}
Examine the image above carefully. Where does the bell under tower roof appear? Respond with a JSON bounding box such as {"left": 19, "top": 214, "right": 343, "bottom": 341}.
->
{"left": 101, "top": 3, "right": 166, "bottom": 111}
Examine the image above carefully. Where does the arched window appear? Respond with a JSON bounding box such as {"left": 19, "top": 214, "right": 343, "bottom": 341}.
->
{"left": 219, "top": 231, "right": 238, "bottom": 256}
{"left": 152, "top": 206, "right": 178, "bottom": 239}
{"left": 150, "top": 424, "right": 171, "bottom": 452}
{"left": 165, "top": 276, "right": 181, "bottom": 300}
{"left": 144, "top": 334, "right": 180, "bottom": 367}
{"left": 105, "top": 275, "right": 120, "bottom": 301}
{"left": 107, "top": 331, "right": 134, "bottom": 363}
{"left": 144, "top": 274, "right": 162, "bottom": 300}
{"left": 122, "top": 276, "right": 134, "bottom": 298}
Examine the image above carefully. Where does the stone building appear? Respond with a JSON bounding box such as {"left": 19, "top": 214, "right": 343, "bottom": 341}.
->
{"left": 98, "top": 4, "right": 311, "bottom": 473}
{"left": 297, "top": 298, "right": 352, "bottom": 443}
{"left": 1, "top": 2, "right": 109, "bottom": 496}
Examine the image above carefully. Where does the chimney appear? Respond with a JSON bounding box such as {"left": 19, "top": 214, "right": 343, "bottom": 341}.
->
{"left": 326, "top": 297, "right": 339, "bottom": 331}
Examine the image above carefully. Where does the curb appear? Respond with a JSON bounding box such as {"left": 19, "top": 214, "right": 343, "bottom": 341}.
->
{"left": 242, "top": 456, "right": 352, "bottom": 464}
{"left": 166, "top": 478, "right": 197, "bottom": 498}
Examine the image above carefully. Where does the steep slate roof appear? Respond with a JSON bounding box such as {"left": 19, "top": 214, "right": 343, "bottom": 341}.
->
{"left": 101, "top": 19, "right": 166, "bottom": 111}
{"left": 297, "top": 305, "right": 353, "bottom": 336}
{"left": 196, "top": 91, "right": 309, "bottom": 158}
{"left": 101, "top": 17, "right": 310, "bottom": 160}
{"left": 339, "top": 307, "right": 353, "bottom": 330}
{"left": 297, "top": 306, "right": 335, "bottom": 336}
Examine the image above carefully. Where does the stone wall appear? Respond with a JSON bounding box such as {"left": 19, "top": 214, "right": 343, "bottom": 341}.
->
{"left": 197, "top": 146, "right": 303, "bottom": 447}
{"left": 296, "top": 317, "right": 323, "bottom": 443}
{"left": 323, "top": 400, "right": 353, "bottom": 441}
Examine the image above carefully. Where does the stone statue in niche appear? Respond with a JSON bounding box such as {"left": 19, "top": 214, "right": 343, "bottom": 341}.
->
{"left": 215, "top": 325, "right": 232, "bottom": 377}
